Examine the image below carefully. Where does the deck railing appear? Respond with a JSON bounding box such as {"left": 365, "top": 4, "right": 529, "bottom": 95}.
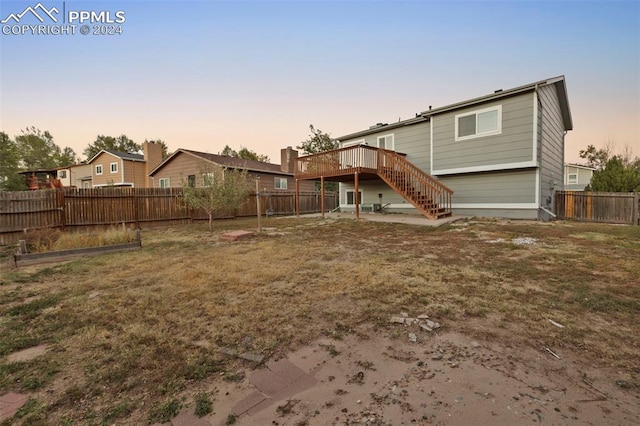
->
{"left": 295, "top": 145, "right": 380, "bottom": 178}
{"left": 295, "top": 145, "right": 453, "bottom": 219}
{"left": 377, "top": 149, "right": 453, "bottom": 219}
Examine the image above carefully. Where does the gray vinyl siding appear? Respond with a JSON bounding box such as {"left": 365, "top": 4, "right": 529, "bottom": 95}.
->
{"left": 439, "top": 169, "right": 537, "bottom": 204}
{"left": 340, "top": 180, "right": 410, "bottom": 207}
{"left": 538, "top": 85, "right": 566, "bottom": 209}
{"left": 432, "top": 93, "right": 534, "bottom": 172}
{"left": 340, "top": 122, "right": 431, "bottom": 172}
{"left": 564, "top": 165, "right": 594, "bottom": 190}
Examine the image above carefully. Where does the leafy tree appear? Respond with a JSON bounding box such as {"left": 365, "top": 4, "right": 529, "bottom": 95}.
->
{"left": 579, "top": 142, "right": 612, "bottom": 170}
{"left": 297, "top": 125, "right": 340, "bottom": 191}
{"left": 182, "top": 162, "right": 252, "bottom": 231}
{"left": 84, "top": 134, "right": 140, "bottom": 160}
{"left": 586, "top": 156, "right": 640, "bottom": 192}
{"left": 219, "top": 145, "right": 270, "bottom": 163}
{"left": 0, "top": 132, "right": 26, "bottom": 191}
{"left": 297, "top": 124, "right": 339, "bottom": 155}
{"left": 15, "top": 127, "right": 77, "bottom": 169}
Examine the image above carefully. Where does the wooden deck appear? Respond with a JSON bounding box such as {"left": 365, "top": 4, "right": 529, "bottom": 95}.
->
{"left": 294, "top": 145, "right": 453, "bottom": 220}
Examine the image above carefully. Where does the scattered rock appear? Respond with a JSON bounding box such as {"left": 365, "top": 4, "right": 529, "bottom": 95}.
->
{"left": 432, "top": 353, "right": 443, "bottom": 361}
{"left": 408, "top": 333, "right": 417, "bottom": 343}
{"left": 390, "top": 316, "right": 406, "bottom": 324}
{"left": 417, "top": 314, "right": 430, "bottom": 319}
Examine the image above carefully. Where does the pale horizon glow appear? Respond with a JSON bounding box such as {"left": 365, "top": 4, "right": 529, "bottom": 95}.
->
{"left": 1, "top": 1, "right": 639, "bottom": 166}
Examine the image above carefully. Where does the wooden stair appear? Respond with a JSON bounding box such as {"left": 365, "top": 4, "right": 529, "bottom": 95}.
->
{"left": 376, "top": 150, "right": 453, "bottom": 219}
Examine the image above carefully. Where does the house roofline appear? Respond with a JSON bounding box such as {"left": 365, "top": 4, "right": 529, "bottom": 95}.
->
{"left": 336, "top": 116, "right": 428, "bottom": 142}
{"left": 337, "top": 76, "right": 572, "bottom": 141}
{"left": 87, "top": 149, "right": 145, "bottom": 164}
{"left": 565, "top": 163, "right": 597, "bottom": 171}
{"left": 148, "top": 148, "right": 294, "bottom": 177}
{"left": 420, "top": 75, "right": 572, "bottom": 131}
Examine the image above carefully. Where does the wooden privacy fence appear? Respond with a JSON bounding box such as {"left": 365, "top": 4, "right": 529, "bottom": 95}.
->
{"left": 555, "top": 191, "right": 639, "bottom": 225}
{"left": 0, "top": 188, "right": 338, "bottom": 244}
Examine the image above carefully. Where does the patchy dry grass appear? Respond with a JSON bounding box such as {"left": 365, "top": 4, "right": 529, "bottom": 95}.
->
{"left": 17, "top": 226, "right": 137, "bottom": 254}
{"left": 0, "top": 216, "right": 639, "bottom": 424}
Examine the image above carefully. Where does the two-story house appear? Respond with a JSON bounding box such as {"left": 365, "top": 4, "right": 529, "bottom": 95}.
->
{"left": 295, "top": 76, "right": 572, "bottom": 220}
{"left": 86, "top": 141, "right": 163, "bottom": 188}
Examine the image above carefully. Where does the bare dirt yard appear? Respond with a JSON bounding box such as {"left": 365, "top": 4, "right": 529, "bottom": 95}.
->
{"left": 0, "top": 216, "right": 639, "bottom": 425}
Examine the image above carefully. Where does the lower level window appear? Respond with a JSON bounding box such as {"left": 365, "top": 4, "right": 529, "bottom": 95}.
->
{"left": 274, "top": 177, "right": 288, "bottom": 189}
{"left": 346, "top": 190, "right": 362, "bottom": 205}
{"left": 159, "top": 178, "right": 170, "bottom": 188}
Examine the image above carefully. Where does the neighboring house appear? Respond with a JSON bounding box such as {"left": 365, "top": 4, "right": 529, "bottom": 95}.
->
{"left": 295, "top": 76, "right": 572, "bottom": 220}
{"left": 86, "top": 141, "right": 163, "bottom": 188}
{"left": 56, "top": 163, "right": 92, "bottom": 188}
{"left": 564, "top": 163, "right": 595, "bottom": 191}
{"left": 149, "top": 147, "right": 317, "bottom": 191}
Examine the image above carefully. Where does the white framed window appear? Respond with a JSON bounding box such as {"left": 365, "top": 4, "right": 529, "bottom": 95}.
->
{"left": 159, "top": 178, "right": 170, "bottom": 188}
{"left": 59, "top": 170, "right": 67, "bottom": 179}
{"left": 83, "top": 182, "right": 90, "bottom": 188}
{"left": 95, "top": 164, "right": 103, "bottom": 175}
{"left": 377, "top": 134, "right": 394, "bottom": 150}
{"left": 110, "top": 162, "right": 118, "bottom": 173}
{"left": 346, "top": 190, "right": 362, "bottom": 205}
{"left": 274, "top": 177, "right": 288, "bottom": 190}
{"left": 202, "top": 173, "right": 215, "bottom": 187}
{"left": 455, "top": 105, "right": 502, "bottom": 141}
{"left": 567, "top": 173, "right": 578, "bottom": 184}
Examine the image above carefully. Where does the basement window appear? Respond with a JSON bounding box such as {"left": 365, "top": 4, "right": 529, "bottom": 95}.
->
{"left": 346, "top": 190, "right": 362, "bottom": 205}
{"left": 455, "top": 105, "right": 502, "bottom": 141}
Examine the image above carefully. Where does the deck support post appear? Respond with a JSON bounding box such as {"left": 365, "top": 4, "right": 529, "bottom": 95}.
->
{"left": 295, "top": 179, "right": 300, "bottom": 218}
{"left": 354, "top": 171, "right": 360, "bottom": 220}
{"left": 321, "top": 176, "right": 325, "bottom": 219}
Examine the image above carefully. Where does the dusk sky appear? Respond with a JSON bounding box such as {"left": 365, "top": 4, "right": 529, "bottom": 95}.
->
{"left": 1, "top": 0, "right": 638, "bottom": 164}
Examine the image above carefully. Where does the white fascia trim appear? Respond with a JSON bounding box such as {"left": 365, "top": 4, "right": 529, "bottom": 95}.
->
{"left": 429, "top": 118, "right": 434, "bottom": 174}
{"left": 433, "top": 160, "right": 537, "bottom": 175}
{"left": 532, "top": 90, "right": 538, "bottom": 163}
{"left": 452, "top": 203, "right": 538, "bottom": 209}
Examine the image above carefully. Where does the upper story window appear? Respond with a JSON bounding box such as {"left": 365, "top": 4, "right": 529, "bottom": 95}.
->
{"left": 567, "top": 173, "right": 578, "bottom": 184}
{"left": 274, "top": 177, "right": 288, "bottom": 190}
{"left": 377, "top": 134, "right": 394, "bottom": 150}
{"left": 455, "top": 105, "right": 502, "bottom": 141}
{"left": 110, "top": 162, "right": 118, "bottom": 173}
{"left": 95, "top": 164, "right": 103, "bottom": 175}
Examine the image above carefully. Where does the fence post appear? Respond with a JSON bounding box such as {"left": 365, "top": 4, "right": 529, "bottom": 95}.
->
{"left": 633, "top": 192, "right": 639, "bottom": 225}
{"left": 58, "top": 189, "right": 66, "bottom": 230}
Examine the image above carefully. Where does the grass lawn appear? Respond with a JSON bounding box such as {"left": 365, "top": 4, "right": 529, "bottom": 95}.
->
{"left": 1, "top": 216, "right": 639, "bottom": 424}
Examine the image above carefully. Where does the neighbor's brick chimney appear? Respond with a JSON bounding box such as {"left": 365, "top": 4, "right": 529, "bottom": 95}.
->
{"left": 280, "top": 146, "right": 298, "bottom": 173}
{"left": 143, "top": 141, "right": 164, "bottom": 187}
